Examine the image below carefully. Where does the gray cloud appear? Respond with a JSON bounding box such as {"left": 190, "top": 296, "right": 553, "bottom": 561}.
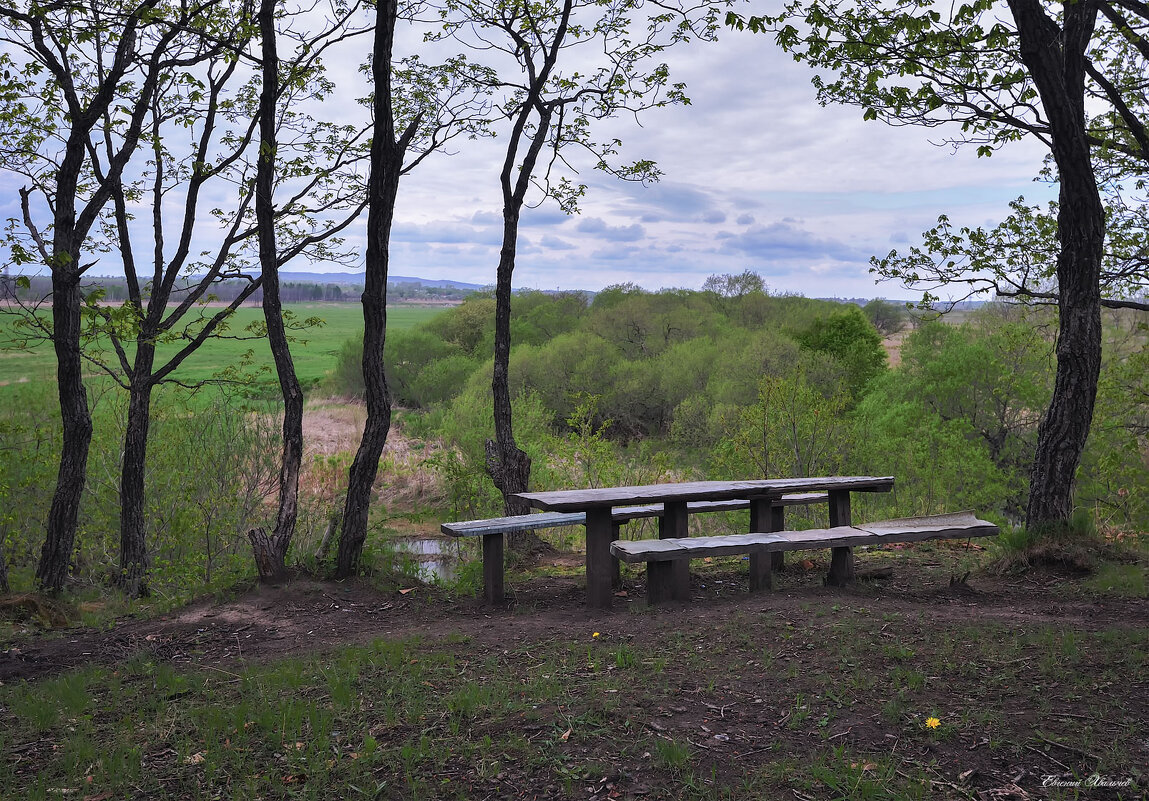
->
{"left": 717, "top": 221, "right": 863, "bottom": 263}
{"left": 610, "top": 182, "right": 723, "bottom": 224}
{"left": 470, "top": 210, "right": 501, "bottom": 225}
{"left": 539, "top": 235, "right": 577, "bottom": 250}
{"left": 736, "top": 213, "right": 755, "bottom": 225}
{"left": 391, "top": 221, "right": 503, "bottom": 246}
{"left": 521, "top": 208, "right": 573, "bottom": 227}
{"left": 576, "top": 217, "right": 645, "bottom": 242}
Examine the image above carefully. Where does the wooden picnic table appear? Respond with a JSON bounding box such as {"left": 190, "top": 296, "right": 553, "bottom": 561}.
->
{"left": 514, "top": 476, "right": 895, "bottom": 609}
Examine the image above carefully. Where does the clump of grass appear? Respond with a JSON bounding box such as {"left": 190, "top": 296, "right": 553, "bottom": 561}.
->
{"left": 653, "top": 738, "right": 691, "bottom": 773}
{"left": 989, "top": 510, "right": 1111, "bottom": 576}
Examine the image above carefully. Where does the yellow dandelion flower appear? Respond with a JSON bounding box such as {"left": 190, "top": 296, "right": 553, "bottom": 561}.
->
{"left": 925, "top": 717, "right": 941, "bottom": 729}
{"left": 592, "top": 632, "right": 600, "bottom": 638}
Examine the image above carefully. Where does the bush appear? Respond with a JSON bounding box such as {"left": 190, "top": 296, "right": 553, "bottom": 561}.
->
{"left": 796, "top": 305, "right": 887, "bottom": 397}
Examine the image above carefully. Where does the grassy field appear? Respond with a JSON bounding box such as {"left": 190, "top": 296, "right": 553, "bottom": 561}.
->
{"left": 0, "top": 304, "right": 445, "bottom": 389}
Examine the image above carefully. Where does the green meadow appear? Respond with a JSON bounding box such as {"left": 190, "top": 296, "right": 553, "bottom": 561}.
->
{"left": 0, "top": 304, "right": 446, "bottom": 389}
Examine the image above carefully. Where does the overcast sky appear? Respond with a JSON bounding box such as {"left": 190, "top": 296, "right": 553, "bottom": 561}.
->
{"left": 363, "top": 21, "right": 1056, "bottom": 299}
{"left": 2, "top": 7, "right": 1057, "bottom": 300}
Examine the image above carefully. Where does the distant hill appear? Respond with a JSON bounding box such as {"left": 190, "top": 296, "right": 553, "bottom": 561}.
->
{"left": 279, "top": 272, "right": 487, "bottom": 291}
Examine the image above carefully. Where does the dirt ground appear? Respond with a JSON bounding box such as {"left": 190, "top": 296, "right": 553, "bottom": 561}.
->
{"left": 3, "top": 557, "right": 1145, "bottom": 685}
{"left": 2, "top": 551, "right": 1146, "bottom": 800}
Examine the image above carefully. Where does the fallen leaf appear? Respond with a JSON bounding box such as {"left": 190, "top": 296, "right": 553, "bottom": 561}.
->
{"left": 184, "top": 752, "right": 206, "bottom": 765}
{"left": 559, "top": 727, "right": 572, "bottom": 741}
{"left": 614, "top": 590, "right": 628, "bottom": 597}
{"left": 399, "top": 588, "right": 415, "bottom": 595}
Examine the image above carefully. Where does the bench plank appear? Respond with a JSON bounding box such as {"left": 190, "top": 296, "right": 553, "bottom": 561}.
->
{"left": 517, "top": 477, "right": 894, "bottom": 511}
{"left": 442, "top": 493, "right": 831, "bottom": 536}
{"left": 441, "top": 512, "right": 585, "bottom": 537}
{"left": 610, "top": 512, "right": 999, "bottom": 564}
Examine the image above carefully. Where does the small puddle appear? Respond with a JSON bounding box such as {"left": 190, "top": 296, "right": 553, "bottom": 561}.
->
{"left": 393, "top": 538, "right": 459, "bottom": 583}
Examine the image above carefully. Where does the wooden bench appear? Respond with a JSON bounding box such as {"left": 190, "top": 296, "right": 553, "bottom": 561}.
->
{"left": 441, "top": 492, "right": 829, "bottom": 602}
{"left": 610, "top": 511, "right": 1000, "bottom": 603}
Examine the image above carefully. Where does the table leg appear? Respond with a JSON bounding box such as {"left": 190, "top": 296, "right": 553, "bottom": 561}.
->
{"left": 659, "top": 501, "right": 691, "bottom": 601}
{"left": 482, "top": 532, "right": 504, "bottom": 603}
{"left": 748, "top": 498, "right": 773, "bottom": 592}
{"left": 826, "top": 489, "right": 855, "bottom": 586}
{"left": 586, "top": 508, "right": 614, "bottom": 609}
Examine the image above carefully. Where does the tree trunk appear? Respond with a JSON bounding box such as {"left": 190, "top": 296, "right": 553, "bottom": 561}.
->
{"left": 1008, "top": 0, "right": 1105, "bottom": 530}
{"left": 486, "top": 222, "right": 532, "bottom": 518}
{"left": 334, "top": 0, "right": 403, "bottom": 578}
{"left": 37, "top": 272, "right": 92, "bottom": 594}
{"left": 117, "top": 345, "right": 155, "bottom": 598}
{"left": 251, "top": 0, "right": 301, "bottom": 582}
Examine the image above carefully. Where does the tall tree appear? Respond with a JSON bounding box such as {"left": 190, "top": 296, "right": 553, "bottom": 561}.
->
{"left": 333, "top": 0, "right": 492, "bottom": 576}
{"left": 247, "top": 0, "right": 305, "bottom": 583}
{"left": 438, "top": 0, "right": 718, "bottom": 518}
{"left": 0, "top": 0, "right": 220, "bottom": 593}
{"left": 730, "top": 0, "right": 1149, "bottom": 528}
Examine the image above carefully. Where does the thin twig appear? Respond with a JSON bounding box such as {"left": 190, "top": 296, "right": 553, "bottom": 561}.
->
{"left": 195, "top": 663, "right": 243, "bottom": 680}
{"left": 1025, "top": 743, "right": 1072, "bottom": 771}
{"left": 1035, "top": 734, "right": 1101, "bottom": 762}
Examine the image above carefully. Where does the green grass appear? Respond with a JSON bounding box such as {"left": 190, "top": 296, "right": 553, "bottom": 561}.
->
{"left": 1085, "top": 563, "right": 1148, "bottom": 597}
{"left": 0, "top": 303, "right": 444, "bottom": 389}
{"left": 2, "top": 606, "right": 1143, "bottom": 800}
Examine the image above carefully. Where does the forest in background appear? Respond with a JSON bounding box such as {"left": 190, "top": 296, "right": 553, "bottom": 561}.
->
{"left": 354, "top": 284, "right": 1146, "bottom": 533}
{"left": 4, "top": 279, "right": 1142, "bottom": 604}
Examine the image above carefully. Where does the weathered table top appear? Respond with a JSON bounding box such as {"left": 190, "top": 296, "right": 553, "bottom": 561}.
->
{"left": 514, "top": 476, "right": 895, "bottom": 512}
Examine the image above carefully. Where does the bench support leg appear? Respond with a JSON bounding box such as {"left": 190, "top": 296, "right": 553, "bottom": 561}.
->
{"left": 611, "top": 523, "right": 622, "bottom": 590}
{"left": 751, "top": 499, "right": 787, "bottom": 576}
{"left": 586, "top": 508, "right": 614, "bottom": 610}
{"left": 748, "top": 552, "right": 772, "bottom": 592}
{"left": 482, "top": 533, "right": 504, "bottom": 603}
{"left": 647, "top": 560, "right": 678, "bottom": 604}
{"left": 660, "top": 502, "right": 691, "bottom": 600}
{"left": 749, "top": 498, "right": 780, "bottom": 592}
{"left": 770, "top": 506, "right": 786, "bottom": 572}
{"left": 826, "top": 489, "right": 855, "bottom": 586}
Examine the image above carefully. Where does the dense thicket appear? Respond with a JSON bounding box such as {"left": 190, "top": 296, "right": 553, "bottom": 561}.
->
{"left": 0, "top": 285, "right": 1143, "bottom": 597}
{"left": 333, "top": 287, "right": 1147, "bottom": 533}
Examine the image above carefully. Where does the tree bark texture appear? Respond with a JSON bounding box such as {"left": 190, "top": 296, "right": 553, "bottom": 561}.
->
{"left": 0, "top": 545, "right": 8, "bottom": 594}
{"left": 252, "top": 0, "right": 302, "bottom": 582}
{"left": 1008, "top": 0, "right": 1105, "bottom": 530}
{"left": 117, "top": 343, "right": 156, "bottom": 598}
{"left": 37, "top": 272, "right": 92, "bottom": 593}
{"left": 335, "top": 0, "right": 402, "bottom": 578}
